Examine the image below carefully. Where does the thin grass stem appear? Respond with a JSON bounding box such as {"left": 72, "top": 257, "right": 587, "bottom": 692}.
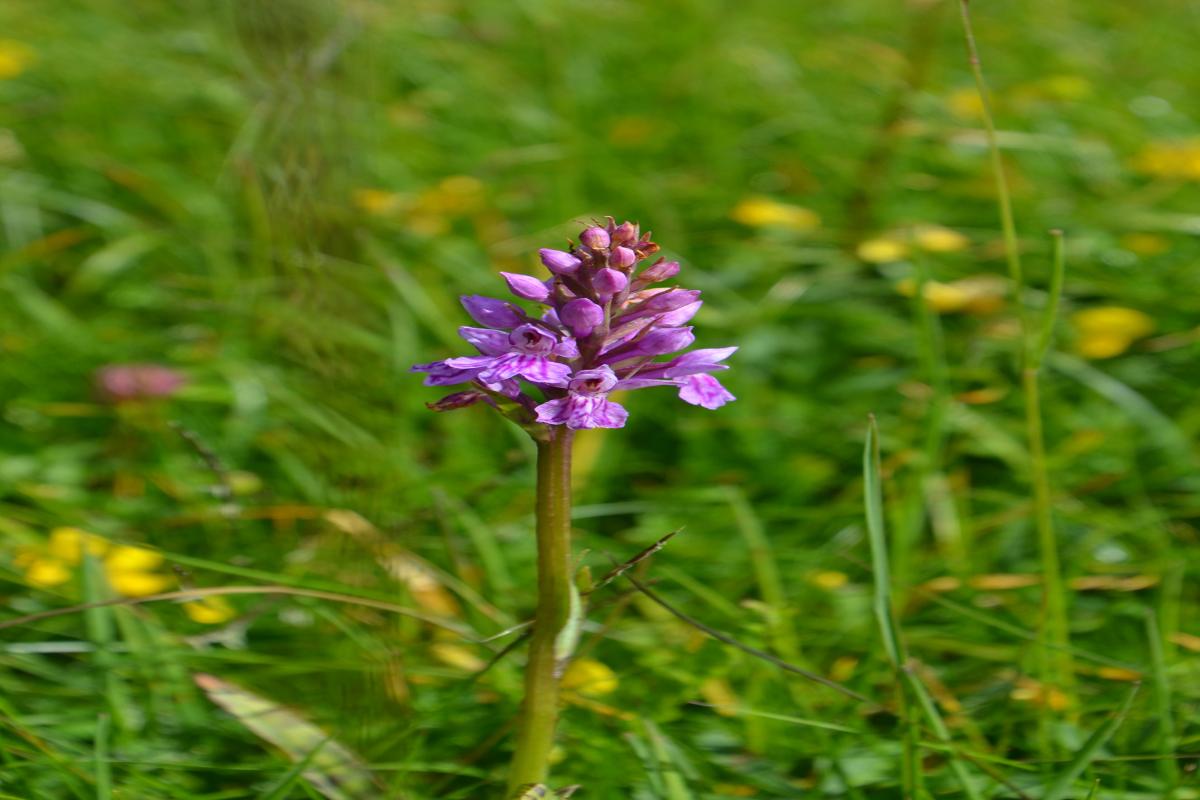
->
{"left": 957, "top": 1, "right": 1076, "bottom": 718}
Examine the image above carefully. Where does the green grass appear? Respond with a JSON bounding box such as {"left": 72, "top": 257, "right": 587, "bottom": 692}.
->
{"left": 2, "top": 0, "right": 1200, "bottom": 797}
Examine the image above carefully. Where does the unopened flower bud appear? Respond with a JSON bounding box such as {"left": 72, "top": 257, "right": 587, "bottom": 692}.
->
{"left": 638, "top": 259, "right": 680, "bottom": 283}
{"left": 612, "top": 221, "right": 638, "bottom": 245}
{"left": 539, "top": 248, "right": 582, "bottom": 275}
{"left": 593, "top": 267, "right": 628, "bottom": 299}
{"left": 610, "top": 246, "right": 636, "bottom": 269}
{"left": 501, "top": 271, "right": 551, "bottom": 302}
{"left": 580, "top": 226, "right": 610, "bottom": 250}
{"left": 427, "top": 390, "right": 486, "bottom": 411}
{"left": 561, "top": 297, "right": 605, "bottom": 338}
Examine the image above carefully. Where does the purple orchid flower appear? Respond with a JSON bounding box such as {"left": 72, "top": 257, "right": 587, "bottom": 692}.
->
{"left": 614, "top": 346, "right": 738, "bottom": 408}
{"left": 534, "top": 366, "right": 628, "bottom": 429}
{"left": 414, "top": 217, "right": 735, "bottom": 429}
{"left": 420, "top": 324, "right": 575, "bottom": 387}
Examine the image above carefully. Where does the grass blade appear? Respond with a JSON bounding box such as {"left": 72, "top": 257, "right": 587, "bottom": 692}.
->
{"left": 93, "top": 714, "right": 111, "bottom": 800}
{"left": 1041, "top": 686, "right": 1139, "bottom": 800}
{"left": 865, "top": 417, "right": 985, "bottom": 799}
{"left": 1145, "top": 610, "right": 1179, "bottom": 794}
{"left": 194, "top": 673, "right": 383, "bottom": 800}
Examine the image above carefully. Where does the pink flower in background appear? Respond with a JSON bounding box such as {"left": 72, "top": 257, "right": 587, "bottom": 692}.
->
{"left": 95, "top": 364, "right": 186, "bottom": 403}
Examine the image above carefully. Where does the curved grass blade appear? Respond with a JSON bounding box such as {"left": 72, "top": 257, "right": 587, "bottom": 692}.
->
{"left": 194, "top": 673, "right": 384, "bottom": 800}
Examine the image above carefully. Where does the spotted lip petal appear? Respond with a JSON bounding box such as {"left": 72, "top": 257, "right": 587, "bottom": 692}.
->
{"left": 534, "top": 395, "right": 628, "bottom": 429}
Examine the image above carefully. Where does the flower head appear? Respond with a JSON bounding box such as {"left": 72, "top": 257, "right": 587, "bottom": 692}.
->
{"left": 413, "top": 218, "right": 735, "bottom": 430}
{"left": 1071, "top": 306, "right": 1155, "bottom": 359}
{"left": 96, "top": 364, "right": 186, "bottom": 403}
{"left": 15, "top": 527, "right": 174, "bottom": 597}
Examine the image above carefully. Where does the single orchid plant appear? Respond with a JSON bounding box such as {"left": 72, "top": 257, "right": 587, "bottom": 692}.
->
{"left": 412, "top": 218, "right": 734, "bottom": 795}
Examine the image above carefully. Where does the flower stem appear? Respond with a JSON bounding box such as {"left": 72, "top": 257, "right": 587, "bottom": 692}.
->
{"left": 507, "top": 428, "right": 574, "bottom": 794}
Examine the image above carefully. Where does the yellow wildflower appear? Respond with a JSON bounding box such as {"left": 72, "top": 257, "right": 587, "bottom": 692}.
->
{"left": 183, "top": 596, "right": 237, "bottom": 624}
{"left": 561, "top": 658, "right": 618, "bottom": 698}
{"left": 913, "top": 225, "right": 969, "bottom": 253}
{"left": 896, "top": 275, "right": 1005, "bottom": 314}
{"left": 0, "top": 40, "right": 35, "bottom": 80}
{"left": 352, "top": 188, "right": 401, "bottom": 216}
{"left": 730, "top": 197, "right": 820, "bottom": 231}
{"left": 857, "top": 238, "right": 908, "bottom": 263}
{"left": 106, "top": 569, "right": 173, "bottom": 598}
{"left": 47, "top": 526, "right": 109, "bottom": 564}
{"left": 104, "top": 544, "right": 172, "bottom": 597}
{"left": 924, "top": 280, "right": 973, "bottom": 312}
{"left": 1132, "top": 139, "right": 1200, "bottom": 181}
{"left": 18, "top": 529, "right": 174, "bottom": 598}
{"left": 808, "top": 570, "right": 848, "bottom": 590}
{"left": 25, "top": 558, "right": 72, "bottom": 588}
{"left": 105, "top": 544, "right": 164, "bottom": 573}
{"left": 1071, "top": 306, "right": 1154, "bottom": 359}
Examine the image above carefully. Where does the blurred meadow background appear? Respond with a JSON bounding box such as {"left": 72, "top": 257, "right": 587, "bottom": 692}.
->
{"left": 2, "top": 0, "right": 1199, "bottom": 797}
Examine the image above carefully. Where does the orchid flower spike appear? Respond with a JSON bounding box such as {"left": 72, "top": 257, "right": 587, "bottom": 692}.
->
{"left": 412, "top": 218, "right": 735, "bottom": 432}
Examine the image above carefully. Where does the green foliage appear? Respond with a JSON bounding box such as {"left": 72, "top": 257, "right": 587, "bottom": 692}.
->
{"left": 1, "top": 0, "right": 1199, "bottom": 797}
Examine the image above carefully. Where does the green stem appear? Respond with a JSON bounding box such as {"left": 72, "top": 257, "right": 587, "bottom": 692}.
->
{"left": 1022, "top": 366, "right": 1072, "bottom": 695}
{"left": 957, "top": 0, "right": 1075, "bottom": 715}
{"left": 507, "top": 429, "right": 575, "bottom": 794}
